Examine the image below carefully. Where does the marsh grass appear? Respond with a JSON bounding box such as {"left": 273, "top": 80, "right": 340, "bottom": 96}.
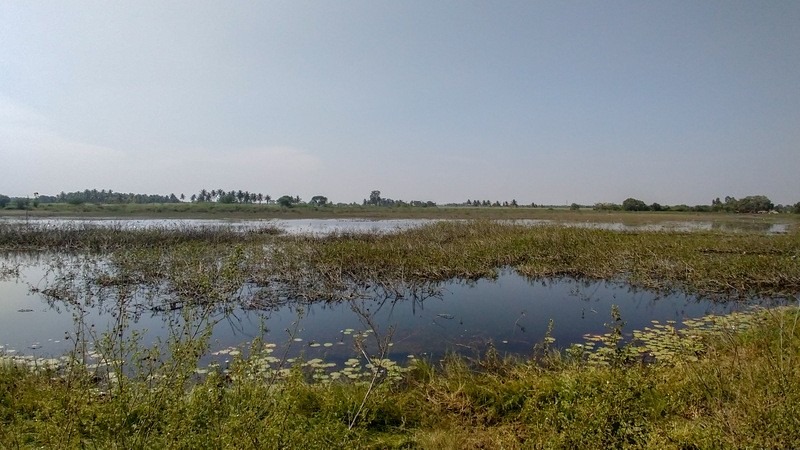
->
{"left": 6, "top": 220, "right": 796, "bottom": 299}
{"left": 0, "top": 222, "right": 282, "bottom": 252}
{"left": 268, "top": 221, "right": 800, "bottom": 298}
{"left": 2, "top": 220, "right": 800, "bottom": 447}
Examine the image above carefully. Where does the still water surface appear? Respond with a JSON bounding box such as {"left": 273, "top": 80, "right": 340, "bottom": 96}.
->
{"left": 0, "top": 217, "right": 792, "bottom": 234}
{"left": 0, "top": 254, "right": 782, "bottom": 365}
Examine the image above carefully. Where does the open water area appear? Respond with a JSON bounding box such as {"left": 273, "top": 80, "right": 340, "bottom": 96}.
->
{"left": 0, "top": 216, "right": 792, "bottom": 235}
{"left": 0, "top": 246, "right": 788, "bottom": 368}
{"left": 0, "top": 217, "right": 794, "bottom": 371}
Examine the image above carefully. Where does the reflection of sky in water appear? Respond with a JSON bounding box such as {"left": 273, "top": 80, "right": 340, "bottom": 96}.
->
{"left": 0, "top": 217, "right": 435, "bottom": 235}
{"left": 0, "top": 217, "right": 792, "bottom": 235}
{"left": 1, "top": 257, "right": 785, "bottom": 365}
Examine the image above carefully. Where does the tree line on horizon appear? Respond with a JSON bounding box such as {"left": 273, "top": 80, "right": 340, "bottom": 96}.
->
{"left": 191, "top": 189, "right": 270, "bottom": 205}
{"left": 362, "top": 190, "right": 436, "bottom": 208}
{"left": 1, "top": 189, "right": 798, "bottom": 214}
{"left": 191, "top": 189, "right": 333, "bottom": 208}
{"left": 31, "top": 189, "right": 181, "bottom": 205}
{"left": 0, "top": 189, "right": 181, "bottom": 209}
{"left": 592, "top": 195, "right": 789, "bottom": 214}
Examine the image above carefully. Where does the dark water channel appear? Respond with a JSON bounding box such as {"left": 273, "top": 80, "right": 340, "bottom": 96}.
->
{"left": 0, "top": 254, "right": 784, "bottom": 368}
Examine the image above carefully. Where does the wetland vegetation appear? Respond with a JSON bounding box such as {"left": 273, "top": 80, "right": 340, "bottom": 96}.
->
{"left": 1, "top": 217, "right": 799, "bottom": 448}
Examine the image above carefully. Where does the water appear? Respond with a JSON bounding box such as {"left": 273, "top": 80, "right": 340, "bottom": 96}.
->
{"left": 0, "top": 255, "right": 783, "bottom": 366}
{"left": 0, "top": 217, "right": 435, "bottom": 235}
{"left": 0, "top": 217, "right": 792, "bottom": 235}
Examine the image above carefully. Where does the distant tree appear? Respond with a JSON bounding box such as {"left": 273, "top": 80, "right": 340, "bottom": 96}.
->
{"left": 735, "top": 195, "right": 774, "bottom": 213}
{"left": 0, "top": 194, "right": 10, "bottom": 208}
{"left": 369, "top": 190, "right": 381, "bottom": 206}
{"left": 180, "top": 193, "right": 185, "bottom": 202}
{"left": 650, "top": 202, "right": 663, "bottom": 212}
{"left": 722, "top": 196, "right": 737, "bottom": 212}
{"left": 219, "top": 193, "right": 236, "bottom": 204}
{"left": 593, "top": 203, "right": 622, "bottom": 211}
{"left": 309, "top": 195, "right": 328, "bottom": 206}
{"left": 792, "top": 202, "right": 800, "bottom": 214}
{"left": 191, "top": 194, "right": 197, "bottom": 203}
{"left": 511, "top": 199, "right": 518, "bottom": 207}
{"left": 276, "top": 195, "right": 295, "bottom": 208}
{"left": 570, "top": 203, "right": 580, "bottom": 211}
{"left": 14, "top": 198, "right": 30, "bottom": 210}
{"left": 622, "top": 198, "right": 650, "bottom": 211}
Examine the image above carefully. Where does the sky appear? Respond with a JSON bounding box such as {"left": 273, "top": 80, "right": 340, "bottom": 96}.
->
{"left": 1, "top": 1, "right": 798, "bottom": 206}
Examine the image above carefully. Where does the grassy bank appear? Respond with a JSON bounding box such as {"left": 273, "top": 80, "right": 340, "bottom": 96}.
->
{"left": 3, "top": 201, "right": 799, "bottom": 225}
{"left": 1, "top": 306, "right": 798, "bottom": 448}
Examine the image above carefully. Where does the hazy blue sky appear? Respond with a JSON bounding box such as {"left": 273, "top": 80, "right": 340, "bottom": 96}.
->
{"left": 1, "top": 1, "right": 798, "bottom": 205}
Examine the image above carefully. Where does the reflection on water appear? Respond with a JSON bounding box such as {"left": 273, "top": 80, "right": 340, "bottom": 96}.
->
{"left": 509, "top": 219, "right": 791, "bottom": 234}
{"left": 0, "top": 216, "right": 793, "bottom": 235}
{"left": 0, "top": 217, "right": 436, "bottom": 235}
{"left": 0, "top": 255, "right": 785, "bottom": 365}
